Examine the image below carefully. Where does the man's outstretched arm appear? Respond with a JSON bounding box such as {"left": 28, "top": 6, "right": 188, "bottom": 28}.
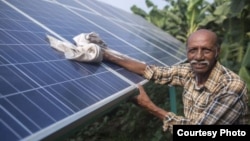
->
{"left": 103, "top": 49, "right": 169, "bottom": 120}
{"left": 103, "top": 48, "right": 147, "bottom": 76}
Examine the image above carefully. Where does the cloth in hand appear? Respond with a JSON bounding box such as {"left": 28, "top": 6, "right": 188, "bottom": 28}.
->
{"left": 46, "top": 33, "right": 103, "bottom": 63}
{"left": 73, "top": 32, "right": 108, "bottom": 49}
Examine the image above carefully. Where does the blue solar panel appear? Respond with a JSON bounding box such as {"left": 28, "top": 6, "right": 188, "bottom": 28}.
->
{"left": 0, "top": 0, "right": 186, "bottom": 140}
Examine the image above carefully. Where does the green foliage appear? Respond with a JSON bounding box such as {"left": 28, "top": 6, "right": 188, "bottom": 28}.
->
{"left": 130, "top": 5, "right": 148, "bottom": 19}
{"left": 131, "top": 0, "right": 212, "bottom": 43}
{"left": 239, "top": 42, "right": 250, "bottom": 91}
{"left": 186, "top": 0, "right": 209, "bottom": 36}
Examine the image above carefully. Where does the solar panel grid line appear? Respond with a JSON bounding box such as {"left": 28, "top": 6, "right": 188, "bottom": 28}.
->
{"left": 3, "top": 0, "right": 137, "bottom": 86}
{"left": 83, "top": 1, "right": 185, "bottom": 59}
{"left": 45, "top": 82, "right": 91, "bottom": 106}
{"left": 1, "top": 119, "right": 23, "bottom": 139}
{"left": 33, "top": 70, "right": 129, "bottom": 107}
{"left": 0, "top": 76, "right": 20, "bottom": 96}
{"left": 0, "top": 9, "right": 133, "bottom": 141}
{"left": 31, "top": 89, "right": 74, "bottom": 115}
{"left": 0, "top": 0, "right": 176, "bottom": 85}
{"left": 1, "top": 70, "right": 135, "bottom": 138}
{"left": 52, "top": 1, "right": 172, "bottom": 70}
{"left": 63, "top": 7, "right": 168, "bottom": 66}
{"left": 22, "top": 85, "right": 137, "bottom": 141}
{"left": 45, "top": 86, "right": 82, "bottom": 112}
{"left": 1, "top": 65, "right": 39, "bottom": 95}
{"left": 91, "top": 0, "right": 158, "bottom": 30}
{"left": 73, "top": 0, "right": 103, "bottom": 15}
{"left": 114, "top": 22, "right": 186, "bottom": 61}
{"left": 1, "top": 108, "right": 31, "bottom": 140}
{"left": 0, "top": 77, "right": 37, "bottom": 99}
{"left": 44, "top": 2, "right": 141, "bottom": 85}
{"left": 92, "top": 1, "right": 152, "bottom": 27}
{"left": 1, "top": 67, "right": 88, "bottom": 112}
{"left": 22, "top": 96, "right": 58, "bottom": 122}
{"left": 0, "top": 109, "right": 27, "bottom": 140}
{"left": 151, "top": 29, "right": 186, "bottom": 51}
{"left": 0, "top": 8, "right": 137, "bottom": 141}
{"left": 139, "top": 34, "right": 186, "bottom": 63}
{"left": 1, "top": 0, "right": 145, "bottom": 83}
{"left": 132, "top": 25, "right": 183, "bottom": 48}
{"left": 2, "top": 0, "right": 67, "bottom": 42}
{"left": 36, "top": 0, "right": 178, "bottom": 67}
{"left": 1, "top": 61, "right": 76, "bottom": 84}
{"left": 1, "top": 77, "right": 133, "bottom": 140}
{"left": 155, "top": 31, "right": 183, "bottom": 48}
{"left": 8, "top": 93, "right": 57, "bottom": 126}
{"left": 1, "top": 100, "right": 35, "bottom": 133}
{"left": 0, "top": 0, "right": 186, "bottom": 140}
{"left": 2, "top": 2, "right": 122, "bottom": 93}
{"left": 100, "top": 20, "right": 183, "bottom": 64}
{"left": 83, "top": 0, "right": 130, "bottom": 21}
{"left": 132, "top": 26, "right": 185, "bottom": 55}
{"left": 100, "top": 63, "right": 140, "bottom": 85}
{"left": 1, "top": 60, "right": 98, "bottom": 112}
{"left": 2, "top": 98, "right": 40, "bottom": 133}
{"left": 0, "top": 45, "right": 44, "bottom": 63}
{"left": 17, "top": 64, "right": 57, "bottom": 86}
{"left": 1, "top": 57, "right": 59, "bottom": 91}
{"left": 0, "top": 30, "right": 22, "bottom": 45}
{"left": 63, "top": 2, "right": 186, "bottom": 65}
{"left": 50, "top": 0, "right": 101, "bottom": 16}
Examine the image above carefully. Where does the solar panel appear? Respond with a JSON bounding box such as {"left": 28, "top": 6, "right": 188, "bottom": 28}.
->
{"left": 0, "top": 0, "right": 186, "bottom": 140}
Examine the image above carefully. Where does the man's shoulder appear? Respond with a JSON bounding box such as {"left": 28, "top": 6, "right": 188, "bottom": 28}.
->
{"left": 218, "top": 63, "right": 247, "bottom": 90}
{"left": 219, "top": 63, "right": 242, "bottom": 80}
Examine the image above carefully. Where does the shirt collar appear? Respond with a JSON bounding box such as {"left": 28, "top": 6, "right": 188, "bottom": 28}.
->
{"left": 204, "top": 61, "right": 222, "bottom": 92}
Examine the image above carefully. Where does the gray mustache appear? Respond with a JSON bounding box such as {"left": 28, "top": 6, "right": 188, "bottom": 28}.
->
{"left": 190, "top": 60, "right": 209, "bottom": 65}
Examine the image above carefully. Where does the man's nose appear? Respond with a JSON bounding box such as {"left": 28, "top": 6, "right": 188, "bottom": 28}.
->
{"left": 194, "top": 50, "right": 204, "bottom": 60}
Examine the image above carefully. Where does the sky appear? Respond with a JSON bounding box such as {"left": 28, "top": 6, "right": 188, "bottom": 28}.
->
{"left": 97, "top": 0, "right": 167, "bottom": 13}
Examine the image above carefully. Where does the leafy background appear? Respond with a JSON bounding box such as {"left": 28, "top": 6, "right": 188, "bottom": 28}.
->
{"left": 65, "top": 0, "right": 250, "bottom": 140}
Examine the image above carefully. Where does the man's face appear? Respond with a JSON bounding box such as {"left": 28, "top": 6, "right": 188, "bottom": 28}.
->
{"left": 187, "top": 31, "right": 219, "bottom": 74}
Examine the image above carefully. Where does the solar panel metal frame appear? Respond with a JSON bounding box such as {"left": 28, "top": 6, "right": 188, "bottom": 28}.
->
{"left": 0, "top": 0, "right": 186, "bottom": 140}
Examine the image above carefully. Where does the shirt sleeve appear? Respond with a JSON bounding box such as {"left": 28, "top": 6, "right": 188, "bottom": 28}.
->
{"left": 143, "top": 64, "right": 190, "bottom": 86}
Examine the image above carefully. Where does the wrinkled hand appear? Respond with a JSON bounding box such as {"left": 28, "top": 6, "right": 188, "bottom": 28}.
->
{"left": 135, "top": 84, "right": 155, "bottom": 109}
{"left": 86, "top": 32, "right": 108, "bottom": 49}
{"left": 135, "top": 84, "right": 169, "bottom": 120}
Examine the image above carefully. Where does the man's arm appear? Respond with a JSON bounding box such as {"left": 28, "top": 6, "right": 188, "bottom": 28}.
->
{"left": 103, "top": 49, "right": 168, "bottom": 119}
{"left": 136, "top": 85, "right": 168, "bottom": 120}
{"left": 103, "top": 48, "right": 147, "bottom": 75}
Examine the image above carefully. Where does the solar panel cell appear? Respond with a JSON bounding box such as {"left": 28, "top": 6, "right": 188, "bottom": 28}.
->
{"left": 6, "top": 94, "right": 55, "bottom": 127}
{"left": 46, "top": 86, "right": 81, "bottom": 112}
{"left": 0, "top": 65, "right": 38, "bottom": 95}
{"left": 1, "top": 106, "right": 30, "bottom": 140}
{"left": 0, "top": 30, "right": 20, "bottom": 44}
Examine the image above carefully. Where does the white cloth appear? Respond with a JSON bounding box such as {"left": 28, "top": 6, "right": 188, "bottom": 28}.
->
{"left": 73, "top": 32, "right": 107, "bottom": 49}
{"left": 46, "top": 33, "right": 104, "bottom": 63}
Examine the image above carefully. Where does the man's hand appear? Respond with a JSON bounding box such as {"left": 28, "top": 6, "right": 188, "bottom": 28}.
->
{"left": 135, "top": 84, "right": 169, "bottom": 120}
{"left": 135, "top": 84, "right": 155, "bottom": 109}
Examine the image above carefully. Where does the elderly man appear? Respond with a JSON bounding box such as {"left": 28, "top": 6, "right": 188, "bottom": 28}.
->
{"left": 102, "top": 29, "right": 249, "bottom": 132}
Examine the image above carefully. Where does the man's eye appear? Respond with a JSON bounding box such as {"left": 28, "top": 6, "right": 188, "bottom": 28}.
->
{"left": 203, "top": 49, "right": 212, "bottom": 54}
{"left": 188, "top": 49, "right": 196, "bottom": 53}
